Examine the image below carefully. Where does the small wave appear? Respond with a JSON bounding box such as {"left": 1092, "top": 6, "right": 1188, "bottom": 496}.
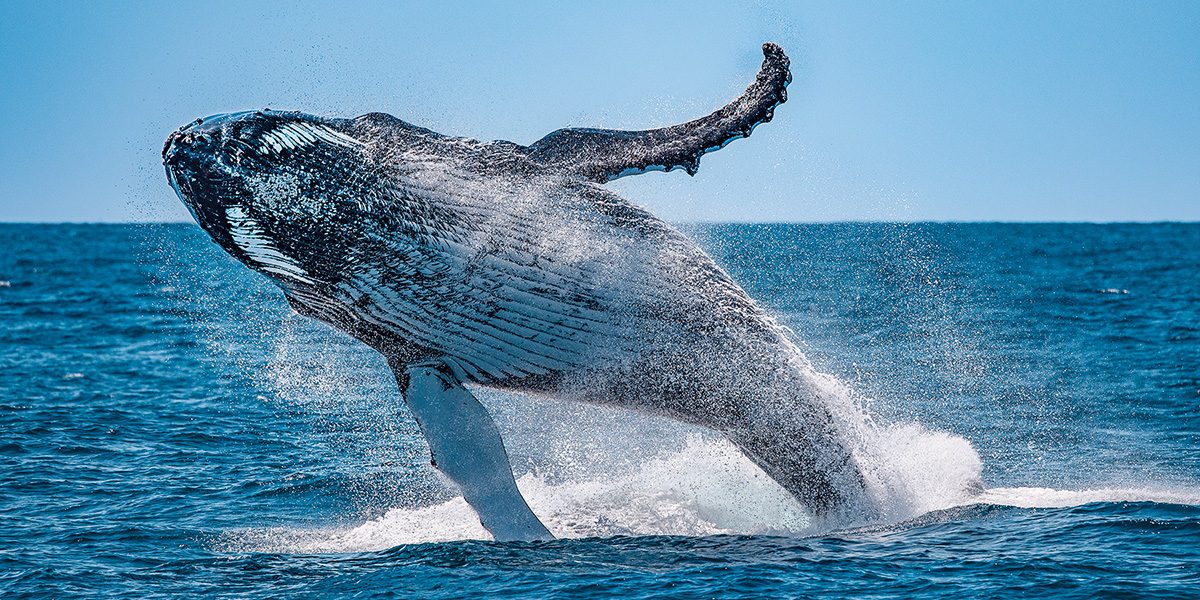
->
{"left": 216, "top": 499, "right": 490, "bottom": 553}
{"left": 858, "top": 422, "right": 984, "bottom": 520}
{"left": 972, "top": 486, "right": 1200, "bottom": 509}
{"left": 221, "top": 482, "right": 1200, "bottom": 554}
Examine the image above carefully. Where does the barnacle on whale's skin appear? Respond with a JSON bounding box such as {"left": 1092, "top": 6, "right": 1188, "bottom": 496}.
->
{"left": 164, "top": 43, "right": 884, "bottom": 540}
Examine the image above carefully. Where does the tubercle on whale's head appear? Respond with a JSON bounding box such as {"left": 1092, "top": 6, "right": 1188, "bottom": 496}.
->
{"left": 163, "top": 109, "right": 373, "bottom": 290}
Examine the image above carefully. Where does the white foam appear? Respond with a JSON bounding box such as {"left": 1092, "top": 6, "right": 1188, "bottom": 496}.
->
{"left": 972, "top": 486, "right": 1200, "bottom": 509}
{"left": 218, "top": 435, "right": 813, "bottom": 553}
{"left": 218, "top": 429, "right": 975, "bottom": 553}
{"left": 217, "top": 498, "right": 489, "bottom": 554}
{"left": 860, "top": 423, "right": 985, "bottom": 519}
{"left": 518, "top": 435, "right": 811, "bottom": 539}
{"left": 770, "top": 360, "right": 987, "bottom": 525}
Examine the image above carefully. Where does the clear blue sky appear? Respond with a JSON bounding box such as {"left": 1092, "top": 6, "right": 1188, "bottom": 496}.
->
{"left": 0, "top": 1, "right": 1196, "bottom": 222}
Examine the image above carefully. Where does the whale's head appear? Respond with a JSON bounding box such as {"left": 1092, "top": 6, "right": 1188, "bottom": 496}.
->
{"left": 164, "top": 110, "right": 375, "bottom": 289}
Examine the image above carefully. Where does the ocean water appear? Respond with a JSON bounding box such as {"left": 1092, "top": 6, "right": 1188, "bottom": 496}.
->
{"left": 1, "top": 222, "right": 1197, "bottom": 598}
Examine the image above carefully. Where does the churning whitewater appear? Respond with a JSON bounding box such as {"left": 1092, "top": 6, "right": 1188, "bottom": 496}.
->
{"left": 163, "top": 42, "right": 981, "bottom": 540}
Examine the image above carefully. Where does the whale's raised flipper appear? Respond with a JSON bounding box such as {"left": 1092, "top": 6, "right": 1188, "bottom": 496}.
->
{"left": 394, "top": 360, "right": 553, "bottom": 542}
{"left": 525, "top": 43, "right": 790, "bottom": 182}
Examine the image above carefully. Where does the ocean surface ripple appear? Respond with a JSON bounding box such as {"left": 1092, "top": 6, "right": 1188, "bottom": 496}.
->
{"left": 1, "top": 223, "right": 1197, "bottom": 598}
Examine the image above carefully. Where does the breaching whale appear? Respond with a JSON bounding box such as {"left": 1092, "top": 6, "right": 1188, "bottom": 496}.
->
{"left": 164, "top": 43, "right": 871, "bottom": 541}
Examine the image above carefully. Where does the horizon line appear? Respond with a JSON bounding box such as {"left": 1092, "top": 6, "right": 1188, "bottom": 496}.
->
{"left": 1, "top": 219, "right": 1198, "bottom": 226}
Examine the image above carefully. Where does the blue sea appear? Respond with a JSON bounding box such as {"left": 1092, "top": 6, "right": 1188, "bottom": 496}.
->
{"left": 1, "top": 222, "right": 1197, "bottom": 598}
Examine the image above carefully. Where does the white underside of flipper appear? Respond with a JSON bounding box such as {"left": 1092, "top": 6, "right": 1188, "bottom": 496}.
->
{"left": 401, "top": 361, "right": 552, "bottom": 542}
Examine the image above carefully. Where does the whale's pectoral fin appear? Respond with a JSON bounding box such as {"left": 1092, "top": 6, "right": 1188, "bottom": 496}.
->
{"left": 393, "top": 359, "right": 553, "bottom": 542}
{"left": 524, "top": 43, "right": 790, "bottom": 182}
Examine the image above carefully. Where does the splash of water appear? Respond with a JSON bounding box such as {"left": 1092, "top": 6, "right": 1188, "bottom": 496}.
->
{"left": 219, "top": 410, "right": 991, "bottom": 553}
{"left": 218, "top": 420, "right": 1199, "bottom": 553}
{"left": 210, "top": 309, "right": 989, "bottom": 549}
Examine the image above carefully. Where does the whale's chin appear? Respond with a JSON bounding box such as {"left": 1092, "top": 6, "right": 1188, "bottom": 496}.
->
{"left": 165, "top": 160, "right": 246, "bottom": 253}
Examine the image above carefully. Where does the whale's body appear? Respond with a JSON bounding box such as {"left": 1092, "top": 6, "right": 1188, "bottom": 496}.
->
{"left": 164, "top": 44, "right": 871, "bottom": 540}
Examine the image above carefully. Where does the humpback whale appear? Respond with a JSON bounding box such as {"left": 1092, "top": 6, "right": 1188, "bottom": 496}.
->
{"left": 164, "top": 43, "right": 871, "bottom": 541}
